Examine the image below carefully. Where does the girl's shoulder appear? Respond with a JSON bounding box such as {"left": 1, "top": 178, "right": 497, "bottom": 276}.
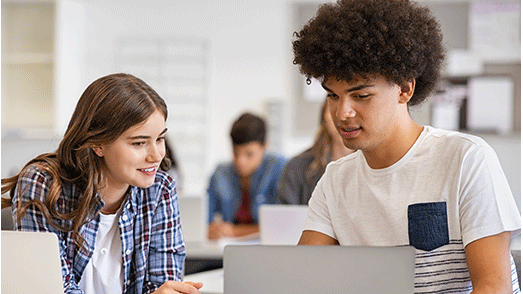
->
{"left": 148, "top": 169, "right": 177, "bottom": 196}
{"left": 13, "top": 163, "right": 59, "bottom": 206}
{"left": 131, "top": 170, "right": 177, "bottom": 208}
{"left": 18, "top": 163, "right": 54, "bottom": 185}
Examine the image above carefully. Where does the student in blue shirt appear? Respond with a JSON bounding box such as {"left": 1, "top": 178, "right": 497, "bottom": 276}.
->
{"left": 207, "top": 113, "right": 287, "bottom": 240}
{"left": 1, "top": 73, "right": 202, "bottom": 294}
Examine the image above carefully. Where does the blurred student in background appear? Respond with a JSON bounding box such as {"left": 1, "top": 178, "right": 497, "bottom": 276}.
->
{"left": 207, "top": 113, "right": 287, "bottom": 240}
{"left": 277, "top": 99, "right": 354, "bottom": 205}
{"left": 1, "top": 73, "right": 202, "bottom": 294}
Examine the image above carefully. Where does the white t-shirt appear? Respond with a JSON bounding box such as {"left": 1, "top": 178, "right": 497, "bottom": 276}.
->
{"left": 79, "top": 210, "right": 124, "bottom": 294}
{"left": 305, "top": 126, "right": 521, "bottom": 293}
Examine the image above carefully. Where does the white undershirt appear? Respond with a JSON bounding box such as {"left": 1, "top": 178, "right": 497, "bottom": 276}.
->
{"left": 79, "top": 210, "right": 124, "bottom": 294}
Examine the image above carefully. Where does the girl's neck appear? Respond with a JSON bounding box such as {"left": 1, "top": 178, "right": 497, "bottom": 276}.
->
{"left": 99, "top": 184, "right": 129, "bottom": 215}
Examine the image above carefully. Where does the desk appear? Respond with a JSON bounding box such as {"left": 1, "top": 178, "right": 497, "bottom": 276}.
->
{"left": 185, "top": 241, "right": 224, "bottom": 260}
{"left": 185, "top": 233, "right": 260, "bottom": 259}
{"left": 184, "top": 236, "right": 260, "bottom": 275}
{"left": 184, "top": 268, "right": 224, "bottom": 294}
{"left": 186, "top": 234, "right": 261, "bottom": 259}
{"left": 185, "top": 242, "right": 224, "bottom": 275}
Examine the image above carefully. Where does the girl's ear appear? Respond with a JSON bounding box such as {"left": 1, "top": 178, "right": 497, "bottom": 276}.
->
{"left": 93, "top": 147, "right": 104, "bottom": 157}
{"left": 399, "top": 78, "right": 416, "bottom": 104}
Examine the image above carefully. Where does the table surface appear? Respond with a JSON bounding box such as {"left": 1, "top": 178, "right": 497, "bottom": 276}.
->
{"left": 185, "top": 235, "right": 261, "bottom": 259}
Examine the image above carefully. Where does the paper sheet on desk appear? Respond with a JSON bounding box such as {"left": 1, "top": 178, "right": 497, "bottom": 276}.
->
{"left": 184, "top": 268, "right": 224, "bottom": 294}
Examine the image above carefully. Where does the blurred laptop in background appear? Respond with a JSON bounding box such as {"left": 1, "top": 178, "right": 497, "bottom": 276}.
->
{"left": 178, "top": 195, "right": 208, "bottom": 244}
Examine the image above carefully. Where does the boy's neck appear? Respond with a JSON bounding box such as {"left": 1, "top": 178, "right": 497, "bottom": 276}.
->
{"left": 362, "top": 119, "right": 423, "bottom": 169}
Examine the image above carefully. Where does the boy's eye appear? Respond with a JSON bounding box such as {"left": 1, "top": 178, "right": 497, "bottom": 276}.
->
{"left": 133, "top": 142, "right": 145, "bottom": 146}
{"left": 357, "top": 94, "right": 370, "bottom": 99}
{"left": 327, "top": 93, "right": 338, "bottom": 99}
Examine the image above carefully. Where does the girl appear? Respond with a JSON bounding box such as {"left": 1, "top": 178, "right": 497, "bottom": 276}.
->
{"left": 2, "top": 73, "right": 202, "bottom": 294}
{"left": 276, "top": 99, "right": 354, "bottom": 204}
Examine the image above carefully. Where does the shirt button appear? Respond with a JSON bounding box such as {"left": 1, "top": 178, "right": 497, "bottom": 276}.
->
{"left": 126, "top": 280, "right": 131, "bottom": 286}
{"left": 126, "top": 249, "right": 132, "bottom": 256}
{"left": 122, "top": 215, "right": 128, "bottom": 221}
{"left": 126, "top": 203, "right": 131, "bottom": 209}
{"left": 100, "top": 248, "right": 108, "bottom": 255}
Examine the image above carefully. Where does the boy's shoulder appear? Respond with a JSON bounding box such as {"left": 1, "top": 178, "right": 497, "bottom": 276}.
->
{"left": 265, "top": 152, "right": 287, "bottom": 163}
{"left": 424, "top": 126, "right": 489, "bottom": 149}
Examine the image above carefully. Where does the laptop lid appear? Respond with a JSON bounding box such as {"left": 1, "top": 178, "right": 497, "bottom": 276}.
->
{"left": 2, "top": 231, "right": 64, "bottom": 294}
{"left": 258, "top": 204, "right": 309, "bottom": 245}
{"left": 224, "top": 245, "right": 415, "bottom": 294}
{"left": 178, "top": 195, "right": 207, "bottom": 243}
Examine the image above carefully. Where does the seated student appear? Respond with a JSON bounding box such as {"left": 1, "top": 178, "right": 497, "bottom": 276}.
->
{"left": 1, "top": 73, "right": 202, "bottom": 294}
{"left": 276, "top": 98, "right": 354, "bottom": 205}
{"left": 292, "top": 0, "right": 521, "bottom": 293}
{"left": 207, "top": 113, "right": 287, "bottom": 240}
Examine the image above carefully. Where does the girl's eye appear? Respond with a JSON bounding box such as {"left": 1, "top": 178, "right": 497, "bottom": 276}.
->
{"left": 133, "top": 142, "right": 145, "bottom": 146}
{"left": 157, "top": 137, "right": 165, "bottom": 142}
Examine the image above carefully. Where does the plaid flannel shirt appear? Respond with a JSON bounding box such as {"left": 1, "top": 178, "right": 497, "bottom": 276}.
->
{"left": 12, "top": 165, "right": 185, "bottom": 294}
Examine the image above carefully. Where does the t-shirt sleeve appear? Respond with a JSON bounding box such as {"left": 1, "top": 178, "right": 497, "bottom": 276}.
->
{"left": 459, "top": 142, "right": 521, "bottom": 246}
{"left": 303, "top": 171, "right": 337, "bottom": 240}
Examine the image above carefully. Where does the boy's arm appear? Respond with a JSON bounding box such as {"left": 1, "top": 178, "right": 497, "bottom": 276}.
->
{"left": 465, "top": 231, "right": 513, "bottom": 294}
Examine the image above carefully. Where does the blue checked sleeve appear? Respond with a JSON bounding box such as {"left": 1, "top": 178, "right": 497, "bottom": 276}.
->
{"left": 143, "top": 177, "right": 186, "bottom": 293}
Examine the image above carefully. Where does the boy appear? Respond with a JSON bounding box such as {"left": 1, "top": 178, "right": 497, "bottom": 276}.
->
{"left": 293, "top": 0, "right": 521, "bottom": 293}
{"left": 207, "top": 113, "right": 286, "bottom": 240}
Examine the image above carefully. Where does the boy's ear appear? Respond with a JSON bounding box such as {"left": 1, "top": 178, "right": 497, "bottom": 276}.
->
{"left": 399, "top": 78, "right": 416, "bottom": 104}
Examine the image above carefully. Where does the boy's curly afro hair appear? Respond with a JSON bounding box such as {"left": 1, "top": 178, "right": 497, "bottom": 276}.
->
{"left": 292, "top": 0, "right": 446, "bottom": 106}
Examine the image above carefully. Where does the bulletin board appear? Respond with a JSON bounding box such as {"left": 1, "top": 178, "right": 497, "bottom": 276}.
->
{"left": 470, "top": 1, "right": 521, "bottom": 63}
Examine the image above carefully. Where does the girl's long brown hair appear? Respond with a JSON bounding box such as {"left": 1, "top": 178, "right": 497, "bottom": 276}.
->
{"left": 1, "top": 73, "right": 168, "bottom": 250}
{"left": 306, "top": 99, "right": 333, "bottom": 185}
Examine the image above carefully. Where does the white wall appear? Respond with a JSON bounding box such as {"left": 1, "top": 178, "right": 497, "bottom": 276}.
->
{"left": 70, "top": 0, "right": 302, "bottom": 183}
{"left": 55, "top": 0, "right": 87, "bottom": 135}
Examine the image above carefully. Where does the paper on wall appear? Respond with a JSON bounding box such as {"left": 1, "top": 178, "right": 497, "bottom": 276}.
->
{"left": 467, "top": 76, "right": 513, "bottom": 134}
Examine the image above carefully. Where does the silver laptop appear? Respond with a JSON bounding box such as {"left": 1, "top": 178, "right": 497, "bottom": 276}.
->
{"left": 178, "top": 195, "right": 207, "bottom": 243}
{"left": 2, "top": 230, "right": 64, "bottom": 294}
{"left": 224, "top": 245, "right": 415, "bottom": 294}
{"left": 258, "top": 204, "right": 309, "bottom": 245}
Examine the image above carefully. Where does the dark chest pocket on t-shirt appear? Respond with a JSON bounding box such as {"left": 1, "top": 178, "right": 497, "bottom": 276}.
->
{"left": 408, "top": 202, "right": 450, "bottom": 251}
